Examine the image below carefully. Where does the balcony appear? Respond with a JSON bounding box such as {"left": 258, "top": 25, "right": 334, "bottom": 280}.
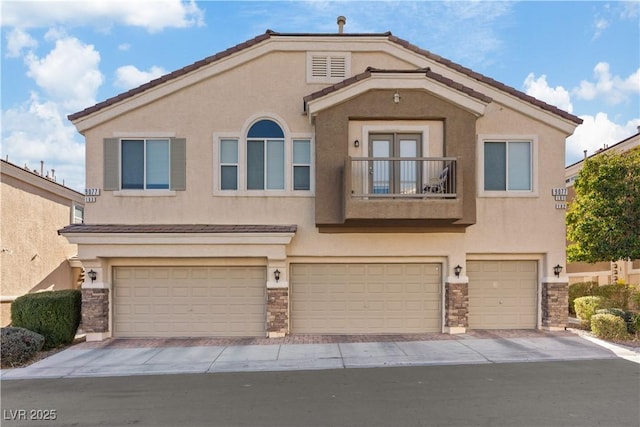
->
{"left": 344, "top": 157, "right": 464, "bottom": 223}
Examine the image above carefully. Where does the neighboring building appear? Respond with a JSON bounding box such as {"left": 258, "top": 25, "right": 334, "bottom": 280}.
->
{"left": 1, "top": 159, "right": 85, "bottom": 326}
{"left": 61, "top": 21, "right": 582, "bottom": 341}
{"left": 565, "top": 130, "right": 640, "bottom": 285}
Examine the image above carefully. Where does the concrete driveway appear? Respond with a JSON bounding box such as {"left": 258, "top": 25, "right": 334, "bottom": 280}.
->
{"left": 2, "top": 330, "right": 637, "bottom": 380}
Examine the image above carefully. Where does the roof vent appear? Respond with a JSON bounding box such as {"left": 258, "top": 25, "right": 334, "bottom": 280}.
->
{"left": 337, "top": 16, "right": 346, "bottom": 34}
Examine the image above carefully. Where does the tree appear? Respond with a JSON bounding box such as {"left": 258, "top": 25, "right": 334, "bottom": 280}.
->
{"left": 567, "top": 146, "right": 640, "bottom": 263}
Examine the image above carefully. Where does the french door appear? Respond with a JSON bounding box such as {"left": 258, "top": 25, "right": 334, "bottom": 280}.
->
{"left": 369, "top": 133, "right": 422, "bottom": 195}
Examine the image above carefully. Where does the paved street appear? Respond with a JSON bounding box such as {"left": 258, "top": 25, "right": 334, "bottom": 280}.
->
{"left": 2, "top": 359, "right": 639, "bottom": 427}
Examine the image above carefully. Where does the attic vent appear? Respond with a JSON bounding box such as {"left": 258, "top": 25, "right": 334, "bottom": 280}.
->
{"left": 307, "top": 52, "right": 351, "bottom": 83}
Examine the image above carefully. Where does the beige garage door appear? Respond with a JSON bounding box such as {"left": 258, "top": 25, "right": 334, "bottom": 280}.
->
{"left": 467, "top": 261, "right": 537, "bottom": 329}
{"left": 291, "top": 263, "right": 441, "bottom": 334}
{"left": 113, "top": 266, "right": 265, "bottom": 337}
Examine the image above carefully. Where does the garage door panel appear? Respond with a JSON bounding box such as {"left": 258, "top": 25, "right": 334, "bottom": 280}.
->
{"left": 468, "top": 261, "right": 537, "bottom": 329}
{"left": 114, "top": 266, "right": 265, "bottom": 338}
{"left": 291, "top": 263, "right": 441, "bottom": 334}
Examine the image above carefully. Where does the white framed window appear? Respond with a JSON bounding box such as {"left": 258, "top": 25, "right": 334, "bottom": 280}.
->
{"left": 306, "top": 52, "right": 351, "bottom": 83}
{"left": 72, "top": 205, "right": 84, "bottom": 224}
{"left": 478, "top": 135, "right": 538, "bottom": 197}
{"left": 213, "top": 119, "right": 313, "bottom": 195}
{"left": 220, "top": 139, "right": 238, "bottom": 190}
{"left": 293, "top": 139, "right": 311, "bottom": 191}
{"left": 247, "top": 120, "right": 285, "bottom": 190}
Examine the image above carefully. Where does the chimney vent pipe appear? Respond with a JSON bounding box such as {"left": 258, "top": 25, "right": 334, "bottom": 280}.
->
{"left": 337, "top": 16, "right": 346, "bottom": 34}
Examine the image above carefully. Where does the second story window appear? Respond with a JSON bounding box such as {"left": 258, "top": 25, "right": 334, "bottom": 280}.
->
{"left": 121, "top": 139, "right": 169, "bottom": 189}
{"left": 293, "top": 139, "right": 311, "bottom": 190}
{"left": 484, "top": 140, "right": 532, "bottom": 192}
{"left": 246, "top": 120, "right": 285, "bottom": 190}
{"left": 103, "top": 137, "right": 186, "bottom": 192}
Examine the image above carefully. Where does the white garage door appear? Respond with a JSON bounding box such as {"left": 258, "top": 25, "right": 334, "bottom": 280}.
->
{"left": 291, "top": 263, "right": 441, "bottom": 334}
{"left": 113, "top": 266, "right": 266, "bottom": 337}
{"left": 467, "top": 261, "right": 538, "bottom": 329}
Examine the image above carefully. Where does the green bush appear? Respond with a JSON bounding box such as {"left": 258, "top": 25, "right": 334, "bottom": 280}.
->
{"left": 11, "top": 290, "right": 81, "bottom": 350}
{"left": 592, "top": 284, "right": 636, "bottom": 310}
{"left": 574, "top": 296, "right": 604, "bottom": 328}
{"left": 1, "top": 327, "right": 45, "bottom": 367}
{"left": 630, "top": 313, "right": 640, "bottom": 335}
{"left": 590, "top": 313, "right": 629, "bottom": 341}
{"left": 569, "top": 282, "right": 598, "bottom": 314}
{"left": 595, "top": 307, "right": 626, "bottom": 318}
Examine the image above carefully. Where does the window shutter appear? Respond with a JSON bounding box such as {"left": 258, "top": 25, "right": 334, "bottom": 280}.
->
{"left": 170, "top": 138, "right": 186, "bottom": 191}
{"left": 103, "top": 138, "right": 120, "bottom": 191}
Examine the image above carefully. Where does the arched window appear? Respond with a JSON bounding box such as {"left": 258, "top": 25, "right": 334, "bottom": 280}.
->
{"left": 247, "top": 119, "right": 285, "bottom": 190}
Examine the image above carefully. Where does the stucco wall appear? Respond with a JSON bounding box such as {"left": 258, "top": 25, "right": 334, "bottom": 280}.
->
{"left": 1, "top": 165, "right": 83, "bottom": 325}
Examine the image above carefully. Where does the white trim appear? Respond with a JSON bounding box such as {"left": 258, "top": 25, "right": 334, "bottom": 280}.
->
{"left": 267, "top": 280, "right": 289, "bottom": 289}
{"left": 476, "top": 134, "right": 539, "bottom": 198}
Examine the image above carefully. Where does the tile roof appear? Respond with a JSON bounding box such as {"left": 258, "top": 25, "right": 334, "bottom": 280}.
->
{"left": 67, "top": 31, "right": 581, "bottom": 125}
{"left": 303, "top": 67, "right": 494, "bottom": 106}
{"left": 59, "top": 224, "right": 298, "bottom": 234}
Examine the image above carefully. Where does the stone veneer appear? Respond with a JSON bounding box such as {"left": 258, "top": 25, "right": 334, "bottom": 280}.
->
{"left": 541, "top": 282, "right": 568, "bottom": 329}
{"left": 267, "top": 288, "right": 289, "bottom": 337}
{"left": 445, "top": 282, "right": 468, "bottom": 329}
{"left": 82, "top": 288, "right": 109, "bottom": 333}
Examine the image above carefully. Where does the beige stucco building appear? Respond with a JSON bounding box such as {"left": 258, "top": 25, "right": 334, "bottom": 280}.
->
{"left": 565, "top": 130, "right": 640, "bottom": 285}
{"left": 61, "top": 24, "right": 581, "bottom": 341}
{"left": 1, "top": 159, "right": 85, "bottom": 325}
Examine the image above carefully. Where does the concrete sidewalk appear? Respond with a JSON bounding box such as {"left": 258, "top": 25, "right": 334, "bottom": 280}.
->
{"left": 2, "top": 332, "right": 637, "bottom": 380}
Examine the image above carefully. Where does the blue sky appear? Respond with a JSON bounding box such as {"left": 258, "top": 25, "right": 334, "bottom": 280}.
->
{"left": 1, "top": 0, "right": 639, "bottom": 191}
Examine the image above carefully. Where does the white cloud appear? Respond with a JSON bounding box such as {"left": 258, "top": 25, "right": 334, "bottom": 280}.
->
{"left": 5, "top": 28, "right": 38, "bottom": 58}
{"left": 24, "top": 35, "right": 104, "bottom": 111}
{"left": 1, "top": 0, "right": 204, "bottom": 33}
{"left": 592, "top": 18, "right": 610, "bottom": 40}
{"left": 523, "top": 73, "right": 573, "bottom": 113}
{"left": 566, "top": 113, "right": 640, "bottom": 165}
{"left": 118, "top": 43, "right": 131, "bottom": 51}
{"left": 574, "top": 62, "right": 640, "bottom": 105}
{"left": 114, "top": 65, "right": 167, "bottom": 90}
{"left": 1, "top": 93, "right": 85, "bottom": 191}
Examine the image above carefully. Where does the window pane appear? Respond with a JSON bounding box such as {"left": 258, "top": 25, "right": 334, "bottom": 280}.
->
{"left": 293, "top": 139, "right": 310, "bottom": 164}
{"left": 247, "top": 140, "right": 264, "bottom": 189}
{"left": 121, "top": 140, "right": 144, "bottom": 189}
{"left": 266, "top": 140, "right": 284, "bottom": 189}
{"left": 220, "top": 139, "right": 238, "bottom": 163}
{"left": 484, "top": 142, "right": 506, "bottom": 191}
{"left": 221, "top": 165, "right": 238, "bottom": 190}
{"left": 146, "top": 139, "right": 169, "bottom": 189}
{"left": 508, "top": 142, "right": 531, "bottom": 190}
{"left": 248, "top": 120, "right": 284, "bottom": 138}
{"left": 294, "top": 166, "right": 310, "bottom": 190}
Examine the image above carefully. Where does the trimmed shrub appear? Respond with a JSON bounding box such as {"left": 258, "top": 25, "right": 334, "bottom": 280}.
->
{"left": 630, "top": 313, "right": 640, "bottom": 336}
{"left": 590, "top": 313, "right": 629, "bottom": 341}
{"left": 569, "top": 281, "right": 598, "bottom": 314}
{"left": 11, "top": 290, "right": 81, "bottom": 350}
{"left": 595, "top": 307, "right": 626, "bottom": 318}
{"left": 1, "top": 327, "right": 45, "bottom": 367}
{"left": 574, "top": 296, "right": 604, "bottom": 328}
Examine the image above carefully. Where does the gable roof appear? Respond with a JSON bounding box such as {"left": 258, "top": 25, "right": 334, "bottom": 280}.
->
{"left": 68, "top": 30, "right": 582, "bottom": 126}
{"left": 303, "top": 67, "right": 493, "bottom": 110}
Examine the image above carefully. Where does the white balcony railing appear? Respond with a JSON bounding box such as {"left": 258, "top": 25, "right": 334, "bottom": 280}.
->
{"left": 350, "top": 157, "right": 456, "bottom": 198}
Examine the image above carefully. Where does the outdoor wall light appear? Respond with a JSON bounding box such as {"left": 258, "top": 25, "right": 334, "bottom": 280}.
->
{"left": 354, "top": 139, "right": 360, "bottom": 148}
{"left": 393, "top": 91, "right": 401, "bottom": 104}
{"left": 274, "top": 269, "right": 281, "bottom": 283}
{"left": 454, "top": 265, "right": 462, "bottom": 278}
{"left": 87, "top": 269, "right": 97, "bottom": 283}
{"left": 553, "top": 264, "right": 563, "bottom": 278}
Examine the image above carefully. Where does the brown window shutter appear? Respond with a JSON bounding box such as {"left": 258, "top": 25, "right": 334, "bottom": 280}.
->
{"left": 103, "top": 138, "right": 120, "bottom": 190}
{"left": 170, "top": 138, "right": 186, "bottom": 191}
